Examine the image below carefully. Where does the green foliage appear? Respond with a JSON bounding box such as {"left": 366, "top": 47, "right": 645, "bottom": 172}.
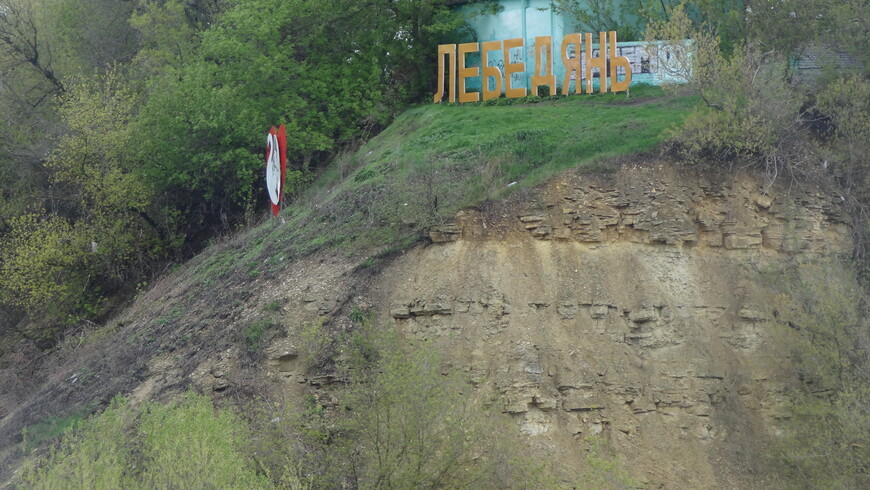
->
{"left": 552, "top": 0, "right": 644, "bottom": 41}
{"left": 129, "top": 0, "right": 202, "bottom": 72}
{"left": 21, "top": 398, "right": 133, "bottom": 489}
{"left": 244, "top": 319, "right": 275, "bottom": 350}
{"left": 44, "top": 0, "right": 138, "bottom": 77}
{"left": 346, "top": 335, "right": 500, "bottom": 488}
{"left": 0, "top": 213, "right": 96, "bottom": 319}
{"left": 761, "top": 260, "right": 869, "bottom": 488}
{"left": 815, "top": 74, "right": 870, "bottom": 274}
{"left": 0, "top": 70, "right": 166, "bottom": 323}
{"left": 138, "top": 393, "right": 267, "bottom": 488}
{"left": 645, "top": 3, "right": 809, "bottom": 175}
{"left": 289, "top": 318, "right": 545, "bottom": 489}
{"left": 21, "top": 394, "right": 268, "bottom": 489}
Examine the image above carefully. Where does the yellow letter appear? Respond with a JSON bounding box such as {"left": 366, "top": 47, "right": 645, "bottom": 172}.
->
{"left": 433, "top": 44, "right": 456, "bottom": 103}
{"left": 503, "top": 38, "right": 527, "bottom": 99}
{"left": 608, "top": 31, "right": 632, "bottom": 93}
{"left": 585, "top": 32, "right": 607, "bottom": 94}
{"left": 481, "top": 40, "right": 503, "bottom": 100}
{"left": 458, "top": 42, "right": 480, "bottom": 103}
{"left": 531, "top": 36, "right": 556, "bottom": 96}
{"left": 561, "top": 34, "right": 582, "bottom": 95}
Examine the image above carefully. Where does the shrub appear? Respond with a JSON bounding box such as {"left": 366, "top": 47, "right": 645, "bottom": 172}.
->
{"left": 645, "top": 3, "right": 808, "bottom": 178}
{"left": 20, "top": 397, "right": 133, "bottom": 489}
{"left": 294, "top": 319, "right": 544, "bottom": 489}
{"left": 138, "top": 393, "right": 267, "bottom": 489}
{"left": 20, "top": 393, "right": 267, "bottom": 489}
{"left": 762, "top": 260, "right": 869, "bottom": 488}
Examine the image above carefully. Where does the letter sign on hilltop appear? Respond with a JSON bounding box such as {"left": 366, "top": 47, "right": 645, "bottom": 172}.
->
{"left": 434, "top": 31, "right": 631, "bottom": 103}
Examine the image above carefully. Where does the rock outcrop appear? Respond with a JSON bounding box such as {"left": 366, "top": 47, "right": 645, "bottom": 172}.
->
{"left": 369, "top": 165, "right": 852, "bottom": 488}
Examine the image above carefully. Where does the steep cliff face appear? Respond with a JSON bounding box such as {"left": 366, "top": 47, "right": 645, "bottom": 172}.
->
{"left": 176, "top": 163, "right": 854, "bottom": 487}
{"left": 5, "top": 161, "right": 852, "bottom": 487}
{"left": 362, "top": 164, "right": 853, "bottom": 487}
{"left": 126, "top": 163, "right": 854, "bottom": 488}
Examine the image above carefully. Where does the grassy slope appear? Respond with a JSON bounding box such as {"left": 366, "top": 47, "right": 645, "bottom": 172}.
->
{"left": 193, "top": 85, "right": 696, "bottom": 283}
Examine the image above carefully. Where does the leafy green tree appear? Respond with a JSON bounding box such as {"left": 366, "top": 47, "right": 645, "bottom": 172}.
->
{"left": 0, "top": 70, "right": 164, "bottom": 326}
{"left": 0, "top": 0, "right": 65, "bottom": 94}
{"left": 0, "top": 213, "right": 93, "bottom": 319}
{"left": 552, "top": 0, "right": 644, "bottom": 41}
{"left": 129, "top": 0, "right": 214, "bottom": 74}
{"left": 43, "top": 0, "right": 139, "bottom": 76}
{"left": 132, "top": 0, "right": 493, "bottom": 237}
{"left": 48, "top": 70, "right": 163, "bottom": 256}
{"left": 0, "top": 0, "right": 65, "bottom": 226}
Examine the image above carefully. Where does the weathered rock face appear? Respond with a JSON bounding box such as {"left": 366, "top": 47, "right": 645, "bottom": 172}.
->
{"left": 435, "top": 165, "right": 851, "bottom": 253}
{"left": 370, "top": 165, "right": 853, "bottom": 488}
{"left": 180, "top": 163, "right": 851, "bottom": 488}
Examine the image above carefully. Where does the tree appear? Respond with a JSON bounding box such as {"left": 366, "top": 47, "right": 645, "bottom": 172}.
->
{"left": 552, "top": 0, "right": 644, "bottom": 41}
{"left": 131, "top": 0, "right": 495, "bottom": 238}
{"left": 294, "top": 316, "right": 534, "bottom": 489}
{"left": 44, "top": 0, "right": 139, "bottom": 75}
{"left": 0, "top": 70, "right": 164, "bottom": 326}
{"left": 645, "top": 2, "right": 807, "bottom": 178}
{"left": 0, "top": 0, "right": 65, "bottom": 94}
{"left": 0, "top": 212, "right": 95, "bottom": 323}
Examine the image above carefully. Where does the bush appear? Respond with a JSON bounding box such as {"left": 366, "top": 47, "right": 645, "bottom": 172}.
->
{"left": 814, "top": 74, "right": 870, "bottom": 276}
{"left": 0, "top": 213, "right": 97, "bottom": 322}
{"left": 645, "top": 3, "right": 808, "bottom": 178}
{"left": 20, "top": 398, "right": 133, "bottom": 489}
{"left": 20, "top": 394, "right": 267, "bottom": 489}
{"left": 138, "top": 393, "right": 267, "bottom": 489}
{"left": 291, "top": 319, "right": 544, "bottom": 489}
{"left": 762, "top": 260, "right": 870, "bottom": 488}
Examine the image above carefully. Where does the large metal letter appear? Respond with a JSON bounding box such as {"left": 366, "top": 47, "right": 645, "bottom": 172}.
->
{"left": 458, "top": 42, "right": 480, "bottom": 103}
{"left": 503, "top": 38, "right": 527, "bottom": 99}
{"left": 481, "top": 40, "right": 503, "bottom": 100}
{"left": 433, "top": 44, "right": 456, "bottom": 103}
{"left": 609, "top": 31, "right": 632, "bottom": 93}
{"left": 531, "top": 36, "right": 556, "bottom": 96}
{"left": 561, "top": 34, "right": 582, "bottom": 95}
{"left": 585, "top": 32, "right": 607, "bottom": 94}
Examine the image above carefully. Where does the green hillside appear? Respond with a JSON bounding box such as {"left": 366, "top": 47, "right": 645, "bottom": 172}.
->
{"left": 203, "top": 86, "right": 695, "bottom": 280}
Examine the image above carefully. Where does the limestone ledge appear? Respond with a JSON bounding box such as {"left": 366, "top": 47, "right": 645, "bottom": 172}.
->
{"left": 429, "top": 169, "right": 852, "bottom": 255}
{"left": 390, "top": 295, "right": 766, "bottom": 351}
